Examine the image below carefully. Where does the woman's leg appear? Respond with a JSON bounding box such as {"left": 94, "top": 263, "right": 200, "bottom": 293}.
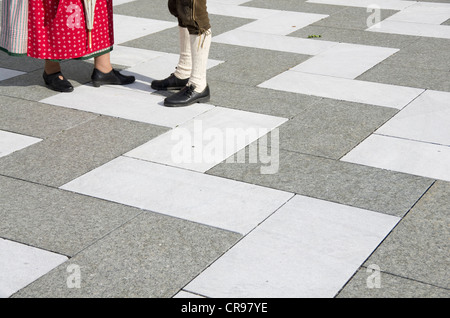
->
{"left": 43, "top": 60, "right": 74, "bottom": 93}
{"left": 91, "top": 52, "right": 135, "bottom": 87}
{"left": 44, "top": 60, "right": 61, "bottom": 75}
{"left": 94, "top": 53, "right": 113, "bottom": 74}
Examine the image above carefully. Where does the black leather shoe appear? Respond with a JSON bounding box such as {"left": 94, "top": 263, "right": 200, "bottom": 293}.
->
{"left": 43, "top": 71, "right": 74, "bottom": 93}
{"left": 151, "top": 73, "right": 189, "bottom": 91}
{"left": 164, "top": 84, "right": 210, "bottom": 107}
{"left": 91, "top": 68, "right": 135, "bottom": 87}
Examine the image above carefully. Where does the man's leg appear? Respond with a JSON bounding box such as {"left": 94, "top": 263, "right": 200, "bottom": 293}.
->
{"left": 188, "top": 28, "right": 211, "bottom": 93}
{"left": 163, "top": 0, "right": 212, "bottom": 106}
{"left": 174, "top": 26, "right": 192, "bottom": 81}
{"left": 151, "top": 26, "right": 191, "bottom": 90}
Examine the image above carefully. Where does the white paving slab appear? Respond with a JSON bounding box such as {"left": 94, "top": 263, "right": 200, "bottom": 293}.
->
{"left": 60, "top": 156, "right": 294, "bottom": 234}
{"left": 109, "top": 46, "right": 165, "bottom": 67}
{"left": 258, "top": 71, "right": 424, "bottom": 109}
{"left": 368, "top": 20, "right": 450, "bottom": 39}
{"left": 183, "top": 195, "right": 400, "bottom": 298}
{"left": 292, "top": 43, "right": 398, "bottom": 79}
{"left": 39, "top": 85, "right": 214, "bottom": 128}
{"left": 0, "top": 130, "right": 42, "bottom": 158}
{"left": 207, "top": 2, "right": 278, "bottom": 20}
{"left": 306, "top": 0, "right": 415, "bottom": 10}
{"left": 385, "top": 2, "right": 450, "bottom": 25}
{"left": 123, "top": 52, "right": 223, "bottom": 87}
{"left": 342, "top": 134, "right": 450, "bottom": 182}
{"left": 0, "top": 238, "right": 68, "bottom": 298}
{"left": 113, "top": 15, "right": 177, "bottom": 45}
{"left": 376, "top": 90, "right": 450, "bottom": 146}
{"left": 113, "top": 0, "right": 137, "bottom": 6}
{"left": 125, "top": 107, "right": 287, "bottom": 172}
{"left": 213, "top": 30, "right": 338, "bottom": 55}
{"left": 0, "top": 68, "right": 26, "bottom": 82}
{"left": 237, "top": 11, "right": 329, "bottom": 35}
{"left": 208, "top": 0, "right": 250, "bottom": 6}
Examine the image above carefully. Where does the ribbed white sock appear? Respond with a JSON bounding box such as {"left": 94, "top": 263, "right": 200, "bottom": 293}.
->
{"left": 174, "top": 27, "right": 192, "bottom": 80}
{"left": 189, "top": 29, "right": 211, "bottom": 93}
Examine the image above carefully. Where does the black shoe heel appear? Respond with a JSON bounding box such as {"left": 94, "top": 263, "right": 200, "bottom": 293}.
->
{"left": 91, "top": 68, "right": 135, "bottom": 87}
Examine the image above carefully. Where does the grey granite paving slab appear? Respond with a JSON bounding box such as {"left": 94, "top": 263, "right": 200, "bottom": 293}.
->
{"left": 208, "top": 44, "right": 310, "bottom": 87}
{"left": 0, "top": 175, "right": 142, "bottom": 257}
{"left": 290, "top": 25, "right": 421, "bottom": 49}
{"left": 112, "top": 0, "right": 175, "bottom": 21}
{"left": 312, "top": 7, "right": 398, "bottom": 31}
{"left": 121, "top": 27, "right": 180, "bottom": 54}
{"left": 0, "top": 96, "right": 97, "bottom": 139}
{"left": 381, "top": 49, "right": 450, "bottom": 72}
{"left": 0, "top": 116, "right": 169, "bottom": 187}
{"left": 337, "top": 267, "right": 450, "bottom": 298}
{"left": 121, "top": 15, "right": 254, "bottom": 53}
{"left": 245, "top": 0, "right": 345, "bottom": 14}
{"left": 207, "top": 148, "right": 434, "bottom": 217}
{"left": 0, "top": 60, "right": 95, "bottom": 102}
{"left": 363, "top": 181, "right": 450, "bottom": 289}
{"left": 0, "top": 52, "right": 43, "bottom": 73}
{"left": 357, "top": 63, "right": 450, "bottom": 92}
{"left": 403, "top": 37, "right": 450, "bottom": 54}
{"left": 208, "top": 79, "right": 322, "bottom": 118}
{"left": 276, "top": 98, "right": 398, "bottom": 159}
{"left": 12, "top": 212, "right": 242, "bottom": 298}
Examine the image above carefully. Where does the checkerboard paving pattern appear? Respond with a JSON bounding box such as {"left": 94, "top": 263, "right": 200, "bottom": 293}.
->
{"left": 0, "top": 0, "right": 449, "bottom": 298}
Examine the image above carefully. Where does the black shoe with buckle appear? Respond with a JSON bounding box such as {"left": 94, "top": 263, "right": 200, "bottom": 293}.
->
{"left": 164, "top": 84, "right": 210, "bottom": 107}
{"left": 151, "top": 73, "right": 190, "bottom": 91}
{"left": 43, "top": 71, "right": 74, "bottom": 93}
{"left": 91, "top": 68, "right": 135, "bottom": 87}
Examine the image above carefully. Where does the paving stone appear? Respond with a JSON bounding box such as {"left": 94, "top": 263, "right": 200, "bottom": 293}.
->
{"left": 342, "top": 134, "right": 450, "bottom": 182}
{"left": 0, "top": 60, "right": 96, "bottom": 102}
{"left": 357, "top": 63, "right": 450, "bottom": 92}
{"left": 290, "top": 25, "right": 421, "bottom": 48}
{"left": 0, "top": 52, "right": 43, "bottom": 73}
{"left": 0, "top": 176, "right": 142, "bottom": 257}
{"left": 207, "top": 148, "right": 434, "bottom": 217}
{"left": 208, "top": 79, "right": 322, "bottom": 118}
{"left": 0, "top": 96, "right": 97, "bottom": 139}
{"left": 277, "top": 98, "right": 398, "bottom": 159}
{"left": 1, "top": 0, "right": 449, "bottom": 298}
{"left": 0, "top": 130, "right": 41, "bottom": 158}
{"left": 245, "top": 0, "right": 345, "bottom": 14}
{"left": 363, "top": 181, "right": 450, "bottom": 289}
{"left": 112, "top": 0, "right": 175, "bottom": 21}
{"left": 183, "top": 195, "right": 399, "bottom": 298}
{"left": 381, "top": 49, "right": 450, "bottom": 72}
{"left": 0, "top": 238, "right": 67, "bottom": 298}
{"left": 337, "top": 267, "right": 450, "bottom": 298}
{"left": 12, "top": 213, "right": 242, "bottom": 298}
{"left": 121, "top": 15, "right": 254, "bottom": 53}
{"left": 311, "top": 6, "right": 398, "bottom": 30}
{"left": 208, "top": 44, "right": 310, "bottom": 86}
{"left": 0, "top": 116, "right": 168, "bottom": 187}
{"left": 60, "top": 156, "right": 294, "bottom": 235}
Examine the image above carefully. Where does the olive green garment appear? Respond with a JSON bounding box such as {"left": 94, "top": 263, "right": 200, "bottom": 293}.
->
{"left": 168, "top": 0, "right": 211, "bottom": 34}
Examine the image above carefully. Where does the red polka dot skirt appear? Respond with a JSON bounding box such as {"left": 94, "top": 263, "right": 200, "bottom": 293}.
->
{"left": 28, "top": 0, "right": 114, "bottom": 60}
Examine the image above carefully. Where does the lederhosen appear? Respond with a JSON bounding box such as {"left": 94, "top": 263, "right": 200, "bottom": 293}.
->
{"left": 168, "top": 0, "right": 210, "bottom": 35}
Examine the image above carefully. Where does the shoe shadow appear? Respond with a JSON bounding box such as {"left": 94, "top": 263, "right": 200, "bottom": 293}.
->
{"left": 0, "top": 53, "right": 172, "bottom": 101}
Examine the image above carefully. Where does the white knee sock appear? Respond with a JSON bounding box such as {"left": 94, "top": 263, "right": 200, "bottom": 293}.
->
{"left": 174, "top": 27, "right": 192, "bottom": 80}
{"left": 189, "top": 29, "right": 211, "bottom": 93}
